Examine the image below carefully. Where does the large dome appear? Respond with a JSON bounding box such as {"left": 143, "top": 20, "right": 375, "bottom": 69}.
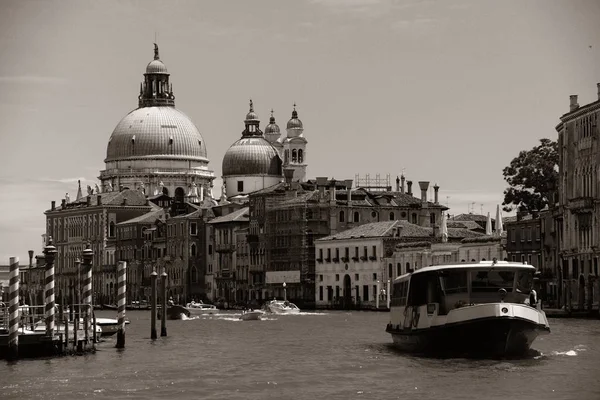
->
{"left": 222, "top": 137, "right": 282, "bottom": 176}
{"left": 105, "top": 106, "right": 208, "bottom": 162}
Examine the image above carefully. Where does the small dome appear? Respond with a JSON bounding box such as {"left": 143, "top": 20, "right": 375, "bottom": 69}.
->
{"left": 222, "top": 137, "right": 282, "bottom": 176}
{"left": 106, "top": 107, "right": 207, "bottom": 162}
{"left": 146, "top": 59, "right": 168, "bottom": 74}
{"left": 245, "top": 110, "right": 259, "bottom": 122}
{"left": 265, "top": 114, "right": 280, "bottom": 135}
{"left": 287, "top": 108, "right": 303, "bottom": 130}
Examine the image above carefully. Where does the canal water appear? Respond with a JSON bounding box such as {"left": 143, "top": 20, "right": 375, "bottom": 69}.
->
{"left": 1, "top": 310, "right": 600, "bottom": 400}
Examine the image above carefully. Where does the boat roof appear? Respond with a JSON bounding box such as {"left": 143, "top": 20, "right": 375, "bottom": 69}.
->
{"left": 393, "top": 260, "right": 536, "bottom": 282}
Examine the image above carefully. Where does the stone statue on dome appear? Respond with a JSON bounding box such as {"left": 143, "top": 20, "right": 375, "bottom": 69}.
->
{"left": 65, "top": 193, "right": 70, "bottom": 203}
{"left": 95, "top": 184, "right": 101, "bottom": 194}
{"left": 139, "top": 181, "right": 145, "bottom": 194}
{"left": 106, "top": 182, "right": 113, "bottom": 192}
{"left": 87, "top": 185, "right": 93, "bottom": 196}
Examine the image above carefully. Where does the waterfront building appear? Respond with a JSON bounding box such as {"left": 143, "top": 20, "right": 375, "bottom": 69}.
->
{"left": 458, "top": 236, "right": 506, "bottom": 263}
{"left": 556, "top": 84, "right": 600, "bottom": 310}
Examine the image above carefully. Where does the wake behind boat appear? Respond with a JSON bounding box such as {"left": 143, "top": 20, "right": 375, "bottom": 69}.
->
{"left": 263, "top": 299, "right": 301, "bottom": 314}
{"left": 386, "top": 259, "right": 550, "bottom": 358}
{"left": 239, "top": 309, "right": 263, "bottom": 321}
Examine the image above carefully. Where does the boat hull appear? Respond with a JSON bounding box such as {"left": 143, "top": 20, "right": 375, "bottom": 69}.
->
{"left": 239, "top": 311, "right": 262, "bottom": 321}
{"left": 387, "top": 317, "right": 549, "bottom": 357}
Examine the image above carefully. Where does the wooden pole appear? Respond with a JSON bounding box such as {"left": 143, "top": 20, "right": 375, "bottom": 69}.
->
{"left": 150, "top": 269, "right": 157, "bottom": 340}
{"left": 116, "top": 261, "right": 126, "bottom": 348}
{"left": 7, "top": 257, "right": 20, "bottom": 360}
{"left": 161, "top": 268, "right": 167, "bottom": 337}
{"left": 82, "top": 243, "right": 94, "bottom": 347}
{"left": 43, "top": 239, "right": 57, "bottom": 339}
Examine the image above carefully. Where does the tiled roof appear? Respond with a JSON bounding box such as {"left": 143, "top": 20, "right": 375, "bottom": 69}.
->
{"left": 208, "top": 207, "right": 249, "bottom": 224}
{"left": 447, "top": 220, "right": 482, "bottom": 230}
{"left": 118, "top": 208, "right": 165, "bottom": 225}
{"left": 54, "top": 189, "right": 148, "bottom": 211}
{"left": 451, "top": 213, "right": 493, "bottom": 222}
{"left": 461, "top": 235, "right": 502, "bottom": 244}
{"left": 395, "top": 241, "right": 432, "bottom": 249}
{"left": 319, "top": 221, "right": 399, "bottom": 241}
{"left": 248, "top": 182, "right": 287, "bottom": 196}
{"left": 447, "top": 228, "right": 484, "bottom": 238}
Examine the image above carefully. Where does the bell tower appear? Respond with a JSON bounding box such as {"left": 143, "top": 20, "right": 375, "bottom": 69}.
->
{"left": 283, "top": 103, "right": 307, "bottom": 182}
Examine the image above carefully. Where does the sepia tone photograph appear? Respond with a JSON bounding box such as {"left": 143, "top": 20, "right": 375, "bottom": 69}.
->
{"left": 1, "top": 0, "right": 600, "bottom": 399}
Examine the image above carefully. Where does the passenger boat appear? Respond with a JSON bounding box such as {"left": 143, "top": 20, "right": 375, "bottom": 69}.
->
{"left": 386, "top": 259, "right": 550, "bottom": 357}
{"left": 263, "top": 299, "right": 301, "bottom": 314}
{"left": 239, "top": 310, "right": 263, "bottom": 321}
{"left": 185, "top": 301, "right": 218, "bottom": 315}
{"left": 94, "top": 318, "right": 130, "bottom": 337}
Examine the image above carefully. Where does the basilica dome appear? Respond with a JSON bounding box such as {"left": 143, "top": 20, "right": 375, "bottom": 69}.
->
{"left": 105, "top": 106, "right": 208, "bottom": 162}
{"left": 222, "top": 137, "right": 282, "bottom": 176}
{"left": 146, "top": 59, "right": 168, "bottom": 74}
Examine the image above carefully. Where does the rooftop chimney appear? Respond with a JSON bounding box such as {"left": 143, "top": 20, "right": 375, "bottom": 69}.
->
{"left": 570, "top": 95, "right": 579, "bottom": 112}
{"left": 329, "top": 180, "right": 337, "bottom": 202}
{"left": 316, "top": 176, "right": 328, "bottom": 199}
{"left": 407, "top": 180, "right": 413, "bottom": 196}
{"left": 433, "top": 184, "right": 439, "bottom": 204}
{"left": 396, "top": 176, "right": 400, "bottom": 192}
{"left": 597, "top": 83, "right": 600, "bottom": 100}
{"left": 344, "top": 179, "right": 353, "bottom": 206}
{"left": 61, "top": 199, "right": 66, "bottom": 208}
{"left": 284, "top": 168, "right": 295, "bottom": 186}
{"left": 97, "top": 195, "right": 102, "bottom": 206}
{"left": 418, "top": 181, "right": 430, "bottom": 203}
{"left": 51, "top": 200, "right": 55, "bottom": 211}
{"left": 401, "top": 175, "right": 405, "bottom": 194}
{"left": 28, "top": 250, "right": 34, "bottom": 267}
{"left": 86, "top": 195, "right": 91, "bottom": 206}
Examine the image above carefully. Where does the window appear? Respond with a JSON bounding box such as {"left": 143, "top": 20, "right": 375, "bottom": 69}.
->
{"left": 389, "top": 212, "right": 395, "bottom": 220}
{"left": 372, "top": 245, "right": 377, "bottom": 258}
{"left": 190, "top": 222, "right": 197, "bottom": 236}
{"left": 354, "top": 247, "right": 359, "bottom": 258}
{"left": 319, "top": 248, "right": 323, "bottom": 260}
{"left": 327, "top": 248, "right": 331, "bottom": 261}
{"left": 354, "top": 211, "right": 360, "bottom": 222}
{"left": 536, "top": 226, "right": 541, "bottom": 241}
{"left": 191, "top": 243, "right": 197, "bottom": 257}
{"left": 412, "top": 213, "right": 418, "bottom": 224}
{"left": 191, "top": 267, "right": 198, "bottom": 283}
{"left": 108, "top": 222, "right": 115, "bottom": 238}
{"left": 345, "top": 247, "right": 349, "bottom": 259}
{"left": 397, "top": 263, "right": 401, "bottom": 276}
{"left": 335, "top": 274, "right": 339, "bottom": 281}
{"left": 363, "top": 285, "right": 369, "bottom": 302}
{"left": 527, "top": 227, "right": 532, "bottom": 242}
{"left": 339, "top": 210, "right": 345, "bottom": 223}
{"left": 521, "top": 228, "right": 525, "bottom": 242}
{"left": 372, "top": 273, "right": 377, "bottom": 281}
{"left": 319, "top": 286, "right": 323, "bottom": 301}
{"left": 430, "top": 213, "right": 436, "bottom": 224}
{"left": 355, "top": 273, "right": 359, "bottom": 281}
{"left": 292, "top": 149, "right": 297, "bottom": 162}
{"left": 388, "top": 264, "right": 393, "bottom": 278}
{"left": 208, "top": 244, "right": 213, "bottom": 255}
{"left": 284, "top": 149, "right": 289, "bottom": 163}
{"left": 319, "top": 274, "right": 323, "bottom": 282}
{"left": 298, "top": 149, "right": 303, "bottom": 163}
{"left": 237, "top": 181, "right": 244, "bottom": 192}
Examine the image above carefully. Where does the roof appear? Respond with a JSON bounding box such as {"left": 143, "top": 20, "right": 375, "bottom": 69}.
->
{"left": 451, "top": 213, "right": 493, "bottom": 222}
{"left": 447, "top": 220, "right": 482, "bottom": 230}
{"left": 222, "top": 137, "right": 282, "bottom": 177}
{"left": 208, "top": 207, "right": 249, "bottom": 224}
{"left": 118, "top": 208, "right": 165, "bottom": 225}
{"left": 394, "top": 260, "right": 536, "bottom": 281}
{"left": 50, "top": 189, "right": 149, "bottom": 212}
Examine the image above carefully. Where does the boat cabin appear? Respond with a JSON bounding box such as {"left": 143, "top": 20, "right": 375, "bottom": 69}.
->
{"left": 392, "top": 261, "right": 536, "bottom": 315}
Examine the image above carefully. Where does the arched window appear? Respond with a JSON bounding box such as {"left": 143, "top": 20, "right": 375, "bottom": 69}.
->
{"left": 175, "top": 187, "right": 185, "bottom": 203}
{"left": 411, "top": 213, "right": 418, "bottom": 224}
{"left": 339, "top": 210, "right": 345, "bottom": 222}
{"left": 388, "top": 263, "right": 393, "bottom": 278}
{"left": 298, "top": 149, "right": 303, "bottom": 163}
{"left": 191, "top": 243, "right": 197, "bottom": 257}
{"left": 292, "top": 149, "right": 297, "bottom": 162}
{"left": 389, "top": 212, "right": 395, "bottom": 220}
{"left": 397, "top": 263, "right": 401, "bottom": 276}
{"left": 354, "top": 211, "right": 359, "bottom": 222}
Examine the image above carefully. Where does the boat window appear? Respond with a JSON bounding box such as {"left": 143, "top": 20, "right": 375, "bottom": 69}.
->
{"left": 392, "top": 281, "right": 409, "bottom": 306}
{"left": 516, "top": 270, "right": 533, "bottom": 293}
{"left": 471, "top": 270, "right": 515, "bottom": 293}
{"left": 440, "top": 270, "right": 468, "bottom": 294}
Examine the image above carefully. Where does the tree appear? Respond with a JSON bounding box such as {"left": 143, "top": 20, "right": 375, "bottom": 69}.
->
{"left": 502, "top": 138, "right": 558, "bottom": 212}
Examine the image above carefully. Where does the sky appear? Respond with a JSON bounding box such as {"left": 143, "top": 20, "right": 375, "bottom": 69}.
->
{"left": 1, "top": 0, "right": 599, "bottom": 263}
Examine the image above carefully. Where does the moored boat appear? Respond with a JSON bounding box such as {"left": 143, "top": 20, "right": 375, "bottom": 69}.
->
{"left": 185, "top": 301, "right": 218, "bottom": 315}
{"left": 263, "top": 299, "right": 301, "bottom": 314}
{"left": 386, "top": 259, "right": 550, "bottom": 358}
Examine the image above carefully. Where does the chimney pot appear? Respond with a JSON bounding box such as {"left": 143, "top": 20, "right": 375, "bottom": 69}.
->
{"left": 407, "top": 180, "right": 413, "bottom": 196}
{"left": 396, "top": 176, "right": 400, "bottom": 192}
{"left": 86, "top": 196, "right": 91, "bottom": 206}
{"left": 570, "top": 95, "right": 579, "bottom": 112}
{"left": 51, "top": 200, "right": 56, "bottom": 211}
{"left": 97, "top": 195, "right": 102, "bottom": 205}
{"left": 61, "top": 199, "right": 66, "bottom": 208}
{"left": 284, "top": 168, "right": 295, "bottom": 186}
{"left": 401, "top": 175, "right": 405, "bottom": 194}
{"left": 597, "top": 83, "right": 600, "bottom": 100}
{"left": 418, "top": 181, "right": 430, "bottom": 203}
{"left": 433, "top": 184, "right": 440, "bottom": 204}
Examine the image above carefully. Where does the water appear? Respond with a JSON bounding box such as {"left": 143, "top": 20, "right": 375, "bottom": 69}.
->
{"left": 2, "top": 310, "right": 600, "bottom": 400}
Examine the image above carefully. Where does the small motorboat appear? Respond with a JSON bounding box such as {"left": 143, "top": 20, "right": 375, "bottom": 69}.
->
{"left": 263, "top": 299, "right": 301, "bottom": 315}
{"left": 239, "top": 310, "right": 263, "bottom": 321}
{"left": 94, "top": 317, "right": 131, "bottom": 337}
{"left": 158, "top": 305, "right": 191, "bottom": 320}
{"left": 185, "top": 301, "right": 218, "bottom": 316}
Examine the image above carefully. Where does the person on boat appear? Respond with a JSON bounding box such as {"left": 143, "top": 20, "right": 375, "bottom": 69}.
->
{"left": 529, "top": 289, "right": 537, "bottom": 308}
{"left": 168, "top": 297, "right": 174, "bottom": 306}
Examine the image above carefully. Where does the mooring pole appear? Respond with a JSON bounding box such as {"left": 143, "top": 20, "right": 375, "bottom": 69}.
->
{"left": 82, "top": 243, "right": 94, "bottom": 346}
{"left": 150, "top": 269, "right": 157, "bottom": 340}
{"left": 44, "top": 238, "right": 57, "bottom": 339}
{"left": 161, "top": 267, "right": 167, "bottom": 337}
{"left": 7, "top": 257, "right": 20, "bottom": 360}
{"left": 116, "top": 261, "right": 126, "bottom": 348}
{"left": 387, "top": 279, "right": 391, "bottom": 309}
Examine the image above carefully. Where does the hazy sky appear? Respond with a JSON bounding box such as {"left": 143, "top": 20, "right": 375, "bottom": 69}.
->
{"left": 1, "top": 0, "right": 599, "bottom": 263}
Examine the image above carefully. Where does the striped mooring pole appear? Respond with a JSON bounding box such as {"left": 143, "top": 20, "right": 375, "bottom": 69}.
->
{"left": 81, "top": 243, "right": 94, "bottom": 344}
{"left": 44, "top": 237, "right": 57, "bottom": 338}
{"left": 150, "top": 269, "right": 157, "bottom": 340}
{"left": 7, "top": 257, "right": 20, "bottom": 360}
{"left": 115, "top": 261, "right": 126, "bottom": 348}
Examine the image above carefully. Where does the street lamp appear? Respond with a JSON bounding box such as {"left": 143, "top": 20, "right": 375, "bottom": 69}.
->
{"left": 283, "top": 282, "right": 287, "bottom": 302}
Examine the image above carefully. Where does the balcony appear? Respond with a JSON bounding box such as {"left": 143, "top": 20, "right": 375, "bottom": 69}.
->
{"left": 569, "top": 197, "right": 594, "bottom": 213}
{"left": 216, "top": 243, "right": 235, "bottom": 253}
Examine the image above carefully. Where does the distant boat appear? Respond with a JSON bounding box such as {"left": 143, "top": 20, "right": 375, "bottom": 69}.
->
{"left": 185, "top": 301, "right": 218, "bottom": 316}
{"left": 263, "top": 300, "right": 301, "bottom": 315}
{"left": 239, "top": 310, "right": 263, "bottom": 321}
{"left": 386, "top": 260, "right": 551, "bottom": 357}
